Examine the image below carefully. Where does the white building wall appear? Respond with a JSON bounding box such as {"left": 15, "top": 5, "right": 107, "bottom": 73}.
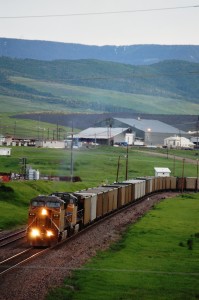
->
{"left": 0, "top": 148, "right": 11, "bottom": 156}
{"left": 35, "top": 140, "right": 65, "bottom": 148}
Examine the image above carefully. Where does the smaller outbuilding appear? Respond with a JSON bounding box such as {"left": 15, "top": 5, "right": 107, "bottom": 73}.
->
{"left": 154, "top": 167, "right": 171, "bottom": 177}
{"left": 0, "top": 147, "right": 11, "bottom": 156}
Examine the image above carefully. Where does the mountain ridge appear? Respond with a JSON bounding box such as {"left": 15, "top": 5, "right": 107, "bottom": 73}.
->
{"left": 1, "top": 38, "right": 199, "bottom": 65}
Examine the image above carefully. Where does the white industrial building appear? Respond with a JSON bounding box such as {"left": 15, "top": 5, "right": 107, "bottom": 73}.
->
{"left": 73, "top": 127, "right": 130, "bottom": 145}
{"left": 164, "top": 136, "right": 195, "bottom": 149}
{"left": 95, "top": 117, "right": 188, "bottom": 146}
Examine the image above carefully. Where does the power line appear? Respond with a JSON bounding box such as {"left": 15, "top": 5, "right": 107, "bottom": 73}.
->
{"left": 0, "top": 5, "right": 198, "bottom": 19}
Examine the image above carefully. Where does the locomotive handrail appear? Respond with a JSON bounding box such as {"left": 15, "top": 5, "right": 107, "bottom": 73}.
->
{"left": 26, "top": 216, "right": 37, "bottom": 231}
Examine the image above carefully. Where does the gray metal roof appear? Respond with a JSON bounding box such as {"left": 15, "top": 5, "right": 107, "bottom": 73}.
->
{"left": 114, "top": 118, "right": 184, "bottom": 134}
{"left": 74, "top": 127, "right": 128, "bottom": 139}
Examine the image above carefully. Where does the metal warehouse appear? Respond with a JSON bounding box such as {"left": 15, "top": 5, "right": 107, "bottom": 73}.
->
{"left": 73, "top": 127, "right": 129, "bottom": 145}
{"left": 96, "top": 117, "right": 188, "bottom": 146}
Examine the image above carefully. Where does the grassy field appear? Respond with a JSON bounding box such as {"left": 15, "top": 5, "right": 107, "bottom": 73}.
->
{"left": 47, "top": 193, "right": 199, "bottom": 300}
{"left": 0, "top": 146, "right": 198, "bottom": 180}
{"left": 0, "top": 145, "right": 198, "bottom": 230}
{"left": 0, "top": 112, "right": 72, "bottom": 139}
{"left": 1, "top": 146, "right": 199, "bottom": 298}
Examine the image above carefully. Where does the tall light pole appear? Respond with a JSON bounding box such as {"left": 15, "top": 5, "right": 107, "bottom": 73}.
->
{"left": 147, "top": 128, "right": 151, "bottom": 145}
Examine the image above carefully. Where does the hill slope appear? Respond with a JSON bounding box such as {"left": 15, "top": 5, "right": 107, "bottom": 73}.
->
{"left": 0, "top": 57, "right": 199, "bottom": 115}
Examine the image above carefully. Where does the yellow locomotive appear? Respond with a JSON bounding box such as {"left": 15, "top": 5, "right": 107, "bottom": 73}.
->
{"left": 27, "top": 193, "right": 83, "bottom": 246}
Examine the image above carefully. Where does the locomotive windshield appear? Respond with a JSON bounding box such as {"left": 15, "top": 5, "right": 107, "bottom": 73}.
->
{"left": 46, "top": 201, "right": 61, "bottom": 208}
{"left": 31, "top": 200, "right": 45, "bottom": 207}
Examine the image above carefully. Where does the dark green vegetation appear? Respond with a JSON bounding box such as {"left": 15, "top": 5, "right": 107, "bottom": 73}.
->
{"left": 0, "top": 57, "right": 199, "bottom": 115}
{"left": 47, "top": 194, "right": 199, "bottom": 300}
{"left": 0, "top": 146, "right": 198, "bottom": 230}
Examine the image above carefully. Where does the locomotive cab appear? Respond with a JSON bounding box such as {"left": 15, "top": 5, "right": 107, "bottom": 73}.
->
{"left": 27, "top": 193, "right": 83, "bottom": 247}
{"left": 27, "top": 195, "right": 64, "bottom": 247}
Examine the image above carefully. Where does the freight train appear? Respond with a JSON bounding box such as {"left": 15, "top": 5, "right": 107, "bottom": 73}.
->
{"left": 26, "top": 176, "right": 199, "bottom": 247}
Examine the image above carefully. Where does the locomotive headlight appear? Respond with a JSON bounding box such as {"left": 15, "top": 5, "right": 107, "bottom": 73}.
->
{"left": 41, "top": 208, "right": 48, "bottom": 216}
{"left": 53, "top": 214, "right": 59, "bottom": 219}
{"left": 29, "top": 212, "right": 35, "bottom": 216}
{"left": 30, "top": 228, "right": 40, "bottom": 237}
{"left": 46, "top": 230, "right": 53, "bottom": 237}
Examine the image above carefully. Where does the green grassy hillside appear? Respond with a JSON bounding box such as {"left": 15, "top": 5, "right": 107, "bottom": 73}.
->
{"left": 3, "top": 76, "right": 198, "bottom": 115}
{"left": 0, "top": 57, "right": 199, "bottom": 115}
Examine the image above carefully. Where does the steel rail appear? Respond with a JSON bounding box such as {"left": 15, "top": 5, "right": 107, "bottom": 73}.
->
{"left": 0, "top": 230, "right": 26, "bottom": 247}
{"left": 0, "top": 248, "right": 48, "bottom": 276}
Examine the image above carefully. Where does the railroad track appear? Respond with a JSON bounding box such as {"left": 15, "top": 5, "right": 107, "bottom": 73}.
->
{"left": 0, "top": 193, "right": 167, "bottom": 277}
{"left": 0, "top": 247, "right": 48, "bottom": 276}
{"left": 0, "top": 229, "right": 26, "bottom": 247}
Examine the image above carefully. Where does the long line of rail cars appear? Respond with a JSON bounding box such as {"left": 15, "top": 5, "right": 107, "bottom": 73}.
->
{"left": 26, "top": 176, "right": 199, "bottom": 247}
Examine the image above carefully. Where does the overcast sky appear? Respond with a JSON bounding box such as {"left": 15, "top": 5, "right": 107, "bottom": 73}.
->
{"left": 0, "top": 0, "right": 198, "bottom": 46}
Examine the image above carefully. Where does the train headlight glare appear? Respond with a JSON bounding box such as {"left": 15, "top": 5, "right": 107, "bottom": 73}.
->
{"left": 31, "top": 228, "right": 40, "bottom": 237}
{"left": 46, "top": 230, "right": 53, "bottom": 237}
{"left": 41, "top": 208, "right": 48, "bottom": 215}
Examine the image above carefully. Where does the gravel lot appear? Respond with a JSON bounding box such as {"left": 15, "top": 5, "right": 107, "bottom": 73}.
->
{"left": 0, "top": 193, "right": 178, "bottom": 300}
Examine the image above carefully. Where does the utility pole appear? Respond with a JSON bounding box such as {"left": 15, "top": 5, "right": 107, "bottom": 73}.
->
{"left": 181, "top": 158, "right": 185, "bottom": 193}
{"left": 197, "top": 159, "right": 198, "bottom": 192}
{"left": 57, "top": 123, "right": 59, "bottom": 140}
{"left": 125, "top": 145, "right": 129, "bottom": 180}
{"left": 196, "top": 116, "right": 199, "bottom": 149}
{"left": 173, "top": 155, "right": 175, "bottom": 177}
{"left": 70, "top": 122, "right": 74, "bottom": 182}
{"left": 13, "top": 121, "right": 16, "bottom": 139}
{"left": 116, "top": 156, "right": 120, "bottom": 182}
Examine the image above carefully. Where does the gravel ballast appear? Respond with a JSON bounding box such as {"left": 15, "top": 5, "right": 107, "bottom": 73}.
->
{"left": 0, "top": 193, "right": 177, "bottom": 300}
